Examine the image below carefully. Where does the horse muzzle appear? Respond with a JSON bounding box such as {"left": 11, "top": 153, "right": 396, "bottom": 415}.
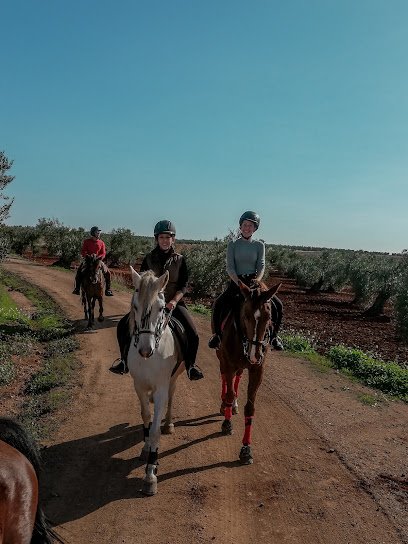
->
{"left": 138, "top": 347, "right": 154, "bottom": 359}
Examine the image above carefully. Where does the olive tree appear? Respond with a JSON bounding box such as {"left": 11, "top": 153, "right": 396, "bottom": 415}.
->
{"left": 0, "top": 151, "right": 15, "bottom": 224}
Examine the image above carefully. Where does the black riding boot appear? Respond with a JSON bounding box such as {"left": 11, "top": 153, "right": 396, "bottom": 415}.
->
{"left": 72, "top": 272, "right": 81, "bottom": 295}
{"left": 110, "top": 314, "right": 130, "bottom": 375}
{"left": 105, "top": 274, "right": 113, "bottom": 296}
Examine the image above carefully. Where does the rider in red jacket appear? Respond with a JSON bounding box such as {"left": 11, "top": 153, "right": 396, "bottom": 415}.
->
{"left": 72, "top": 226, "right": 113, "bottom": 296}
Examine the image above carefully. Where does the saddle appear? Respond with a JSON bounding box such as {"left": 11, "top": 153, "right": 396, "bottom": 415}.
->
{"left": 117, "top": 313, "right": 188, "bottom": 370}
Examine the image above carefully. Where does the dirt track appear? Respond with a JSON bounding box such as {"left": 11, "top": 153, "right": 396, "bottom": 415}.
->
{"left": 3, "top": 258, "right": 408, "bottom": 544}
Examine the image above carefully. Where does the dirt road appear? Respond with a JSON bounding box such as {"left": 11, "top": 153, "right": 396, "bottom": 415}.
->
{"left": 3, "top": 258, "right": 407, "bottom": 544}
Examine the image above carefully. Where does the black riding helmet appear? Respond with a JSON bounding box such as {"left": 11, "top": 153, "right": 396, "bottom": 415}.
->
{"left": 90, "top": 226, "right": 101, "bottom": 236}
{"left": 239, "top": 211, "right": 260, "bottom": 230}
{"left": 154, "top": 220, "right": 176, "bottom": 238}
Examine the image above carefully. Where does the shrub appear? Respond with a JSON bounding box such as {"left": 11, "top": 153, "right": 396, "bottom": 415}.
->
{"left": 328, "top": 346, "right": 408, "bottom": 399}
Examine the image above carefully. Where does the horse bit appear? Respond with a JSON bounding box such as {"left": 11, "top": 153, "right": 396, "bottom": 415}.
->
{"left": 242, "top": 328, "right": 271, "bottom": 366}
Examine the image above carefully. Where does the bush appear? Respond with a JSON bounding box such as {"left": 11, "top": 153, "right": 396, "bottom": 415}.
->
{"left": 328, "top": 346, "right": 408, "bottom": 399}
{"left": 184, "top": 238, "right": 229, "bottom": 297}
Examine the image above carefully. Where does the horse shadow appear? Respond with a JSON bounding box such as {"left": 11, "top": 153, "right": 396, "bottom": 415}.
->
{"left": 71, "top": 314, "right": 125, "bottom": 334}
{"left": 41, "top": 413, "right": 238, "bottom": 527}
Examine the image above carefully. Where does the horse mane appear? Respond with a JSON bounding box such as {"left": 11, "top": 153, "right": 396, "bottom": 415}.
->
{"left": 0, "top": 417, "right": 41, "bottom": 476}
{"left": 138, "top": 270, "right": 165, "bottom": 310}
{"left": 246, "top": 279, "right": 267, "bottom": 299}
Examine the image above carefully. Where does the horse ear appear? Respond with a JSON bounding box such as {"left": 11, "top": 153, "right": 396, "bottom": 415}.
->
{"left": 130, "top": 266, "right": 141, "bottom": 290}
{"left": 262, "top": 282, "right": 282, "bottom": 302}
{"left": 238, "top": 280, "right": 251, "bottom": 298}
{"left": 157, "top": 270, "right": 169, "bottom": 292}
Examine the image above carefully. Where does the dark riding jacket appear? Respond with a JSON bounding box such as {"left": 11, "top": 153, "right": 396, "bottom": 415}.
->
{"left": 140, "top": 246, "right": 188, "bottom": 305}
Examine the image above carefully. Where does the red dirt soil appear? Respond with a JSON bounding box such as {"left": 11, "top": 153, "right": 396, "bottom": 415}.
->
{"left": 3, "top": 256, "right": 407, "bottom": 544}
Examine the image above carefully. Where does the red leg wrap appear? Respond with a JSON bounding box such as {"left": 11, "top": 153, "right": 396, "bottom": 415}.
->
{"left": 233, "top": 374, "right": 242, "bottom": 397}
{"left": 224, "top": 405, "right": 233, "bottom": 420}
{"left": 243, "top": 416, "right": 253, "bottom": 445}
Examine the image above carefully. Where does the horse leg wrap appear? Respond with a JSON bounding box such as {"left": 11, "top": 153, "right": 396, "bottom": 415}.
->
{"left": 243, "top": 416, "right": 253, "bottom": 445}
{"left": 224, "top": 403, "right": 233, "bottom": 420}
{"left": 147, "top": 449, "right": 158, "bottom": 467}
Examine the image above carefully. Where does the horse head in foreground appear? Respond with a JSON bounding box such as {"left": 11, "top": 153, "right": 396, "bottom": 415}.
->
{"left": 81, "top": 254, "right": 104, "bottom": 329}
{"left": 217, "top": 280, "right": 281, "bottom": 465}
{"left": 0, "top": 417, "right": 63, "bottom": 543}
{"left": 127, "top": 267, "right": 184, "bottom": 495}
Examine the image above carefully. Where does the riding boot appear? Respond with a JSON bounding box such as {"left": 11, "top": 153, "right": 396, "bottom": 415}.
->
{"left": 104, "top": 275, "right": 114, "bottom": 296}
{"left": 72, "top": 273, "right": 81, "bottom": 295}
{"left": 270, "top": 328, "right": 284, "bottom": 350}
{"left": 208, "top": 296, "right": 223, "bottom": 349}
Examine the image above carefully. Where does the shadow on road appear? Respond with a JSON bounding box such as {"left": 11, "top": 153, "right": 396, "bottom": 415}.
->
{"left": 41, "top": 414, "right": 235, "bottom": 527}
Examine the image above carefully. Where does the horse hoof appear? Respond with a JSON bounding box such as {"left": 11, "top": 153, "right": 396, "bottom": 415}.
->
{"left": 98, "top": 316, "right": 104, "bottom": 322}
{"left": 239, "top": 445, "right": 253, "bottom": 465}
{"left": 162, "top": 423, "right": 175, "bottom": 435}
{"left": 142, "top": 480, "right": 158, "bottom": 496}
{"left": 221, "top": 419, "right": 233, "bottom": 435}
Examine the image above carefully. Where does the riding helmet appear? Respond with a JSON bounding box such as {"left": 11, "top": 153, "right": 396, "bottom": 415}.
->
{"left": 154, "top": 220, "right": 176, "bottom": 238}
{"left": 239, "top": 211, "right": 260, "bottom": 230}
{"left": 90, "top": 226, "right": 101, "bottom": 236}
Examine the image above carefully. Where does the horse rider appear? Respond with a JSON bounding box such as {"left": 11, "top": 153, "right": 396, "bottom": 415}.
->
{"left": 110, "top": 220, "right": 204, "bottom": 380}
{"left": 72, "top": 226, "right": 114, "bottom": 297}
{"left": 208, "top": 210, "right": 284, "bottom": 351}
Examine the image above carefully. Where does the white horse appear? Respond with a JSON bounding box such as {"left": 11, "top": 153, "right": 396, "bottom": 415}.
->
{"left": 127, "top": 267, "right": 184, "bottom": 495}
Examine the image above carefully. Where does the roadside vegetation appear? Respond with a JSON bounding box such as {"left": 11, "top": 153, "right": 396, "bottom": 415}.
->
{"left": 0, "top": 268, "right": 79, "bottom": 438}
{"left": 2, "top": 218, "right": 408, "bottom": 404}
{"left": 280, "top": 330, "right": 408, "bottom": 403}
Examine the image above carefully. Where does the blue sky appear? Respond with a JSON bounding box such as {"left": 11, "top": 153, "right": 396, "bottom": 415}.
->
{"left": 1, "top": 0, "right": 407, "bottom": 252}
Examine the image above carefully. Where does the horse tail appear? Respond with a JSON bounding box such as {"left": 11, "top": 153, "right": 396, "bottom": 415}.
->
{"left": 0, "top": 418, "right": 64, "bottom": 544}
{"left": 32, "top": 509, "right": 64, "bottom": 544}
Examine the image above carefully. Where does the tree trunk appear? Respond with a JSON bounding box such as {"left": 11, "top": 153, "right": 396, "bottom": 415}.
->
{"left": 363, "top": 291, "right": 390, "bottom": 317}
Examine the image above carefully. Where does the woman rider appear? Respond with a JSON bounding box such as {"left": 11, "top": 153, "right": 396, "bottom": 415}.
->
{"left": 110, "top": 220, "right": 204, "bottom": 380}
{"left": 208, "top": 211, "right": 284, "bottom": 350}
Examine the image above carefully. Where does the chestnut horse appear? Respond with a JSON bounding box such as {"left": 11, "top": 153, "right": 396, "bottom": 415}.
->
{"left": 81, "top": 254, "right": 104, "bottom": 329}
{"left": 216, "top": 280, "right": 281, "bottom": 464}
{"left": 0, "top": 417, "right": 63, "bottom": 543}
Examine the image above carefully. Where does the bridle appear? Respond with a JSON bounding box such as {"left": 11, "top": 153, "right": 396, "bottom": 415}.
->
{"left": 240, "top": 290, "right": 272, "bottom": 365}
{"left": 241, "top": 330, "right": 270, "bottom": 366}
{"left": 132, "top": 303, "right": 172, "bottom": 349}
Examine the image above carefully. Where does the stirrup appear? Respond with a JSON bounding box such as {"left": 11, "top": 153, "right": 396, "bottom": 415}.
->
{"left": 208, "top": 334, "right": 221, "bottom": 349}
{"left": 105, "top": 289, "right": 113, "bottom": 296}
{"left": 271, "top": 336, "right": 284, "bottom": 351}
{"left": 187, "top": 365, "right": 204, "bottom": 381}
{"left": 109, "top": 359, "right": 128, "bottom": 375}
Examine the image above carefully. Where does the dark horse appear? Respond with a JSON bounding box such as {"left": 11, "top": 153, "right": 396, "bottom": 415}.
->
{"left": 216, "top": 280, "right": 281, "bottom": 465}
{"left": 81, "top": 254, "right": 104, "bottom": 329}
{"left": 0, "top": 417, "right": 63, "bottom": 543}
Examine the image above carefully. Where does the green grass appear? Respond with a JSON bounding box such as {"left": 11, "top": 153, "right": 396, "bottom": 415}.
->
{"left": 0, "top": 269, "right": 73, "bottom": 340}
{"left": 282, "top": 331, "right": 408, "bottom": 403}
{"left": 0, "top": 360, "right": 16, "bottom": 385}
{"left": 0, "top": 267, "right": 80, "bottom": 438}
{"left": 189, "top": 303, "right": 212, "bottom": 317}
